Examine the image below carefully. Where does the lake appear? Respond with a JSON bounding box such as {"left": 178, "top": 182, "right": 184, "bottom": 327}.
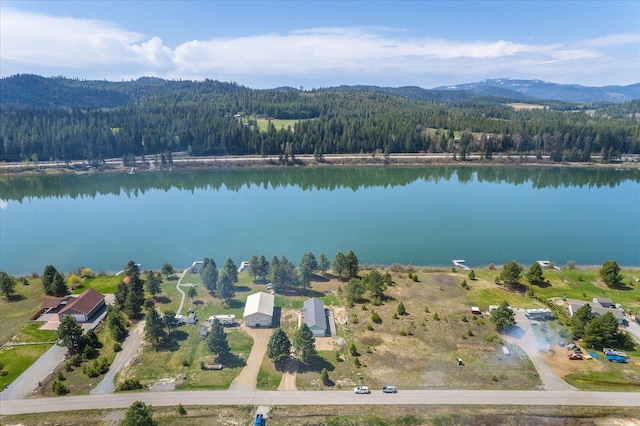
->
{"left": 1, "top": 165, "right": 639, "bottom": 275}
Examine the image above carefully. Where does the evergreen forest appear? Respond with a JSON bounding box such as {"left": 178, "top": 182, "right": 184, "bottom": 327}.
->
{"left": 1, "top": 74, "right": 639, "bottom": 164}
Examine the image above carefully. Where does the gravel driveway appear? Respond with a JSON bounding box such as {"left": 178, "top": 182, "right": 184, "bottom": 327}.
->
{"left": 0, "top": 343, "right": 66, "bottom": 401}
{"left": 90, "top": 320, "right": 145, "bottom": 394}
{"left": 228, "top": 326, "right": 273, "bottom": 391}
{"left": 503, "top": 309, "right": 576, "bottom": 391}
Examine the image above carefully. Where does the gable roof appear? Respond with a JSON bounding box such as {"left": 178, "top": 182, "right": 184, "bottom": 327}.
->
{"left": 243, "top": 292, "right": 274, "bottom": 318}
{"left": 303, "top": 297, "right": 327, "bottom": 330}
{"left": 42, "top": 297, "right": 66, "bottom": 309}
{"left": 567, "top": 299, "right": 624, "bottom": 321}
{"left": 59, "top": 288, "right": 104, "bottom": 316}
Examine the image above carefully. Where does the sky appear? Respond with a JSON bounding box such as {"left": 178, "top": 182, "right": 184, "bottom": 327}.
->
{"left": 1, "top": 1, "right": 639, "bottom": 89}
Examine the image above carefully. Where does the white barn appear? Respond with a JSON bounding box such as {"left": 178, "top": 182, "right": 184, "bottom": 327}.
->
{"left": 243, "top": 292, "right": 274, "bottom": 327}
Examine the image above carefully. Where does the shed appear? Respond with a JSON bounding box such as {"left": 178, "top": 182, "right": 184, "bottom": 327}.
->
{"left": 187, "top": 313, "right": 197, "bottom": 324}
{"left": 302, "top": 297, "right": 328, "bottom": 337}
{"left": 174, "top": 314, "right": 184, "bottom": 325}
{"left": 58, "top": 288, "right": 105, "bottom": 322}
{"left": 243, "top": 292, "right": 274, "bottom": 327}
{"left": 470, "top": 306, "right": 482, "bottom": 315}
{"left": 199, "top": 325, "right": 208, "bottom": 337}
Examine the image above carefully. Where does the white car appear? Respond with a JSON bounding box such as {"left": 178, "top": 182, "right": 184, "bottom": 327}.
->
{"left": 382, "top": 385, "right": 397, "bottom": 393}
{"left": 354, "top": 386, "right": 370, "bottom": 394}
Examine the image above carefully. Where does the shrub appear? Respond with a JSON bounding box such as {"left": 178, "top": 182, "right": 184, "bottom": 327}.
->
{"left": 182, "top": 359, "right": 190, "bottom": 367}
{"left": 116, "top": 378, "right": 143, "bottom": 391}
{"left": 467, "top": 329, "right": 474, "bottom": 337}
{"left": 113, "top": 342, "right": 122, "bottom": 352}
{"left": 52, "top": 380, "right": 69, "bottom": 395}
{"left": 433, "top": 313, "right": 440, "bottom": 321}
{"left": 353, "top": 358, "right": 361, "bottom": 367}
{"left": 370, "top": 310, "right": 382, "bottom": 324}
{"left": 461, "top": 316, "right": 468, "bottom": 322}
{"left": 366, "top": 323, "right": 373, "bottom": 331}
{"left": 392, "top": 312, "right": 398, "bottom": 319}
{"left": 372, "top": 296, "right": 382, "bottom": 306}
{"left": 320, "top": 368, "right": 331, "bottom": 385}
{"left": 399, "top": 328, "right": 407, "bottom": 336}
{"left": 177, "top": 403, "right": 187, "bottom": 416}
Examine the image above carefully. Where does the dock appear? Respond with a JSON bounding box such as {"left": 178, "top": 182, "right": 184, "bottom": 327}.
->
{"left": 452, "top": 260, "right": 471, "bottom": 271}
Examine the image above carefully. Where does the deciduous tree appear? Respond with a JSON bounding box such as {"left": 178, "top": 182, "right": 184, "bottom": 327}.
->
{"left": 0, "top": 271, "right": 16, "bottom": 300}
{"left": 161, "top": 263, "right": 174, "bottom": 278}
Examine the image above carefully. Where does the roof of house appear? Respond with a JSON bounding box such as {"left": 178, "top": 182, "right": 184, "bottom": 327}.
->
{"left": 567, "top": 299, "right": 625, "bottom": 320}
{"left": 59, "top": 288, "right": 105, "bottom": 316}
{"left": 303, "top": 297, "right": 327, "bottom": 330}
{"left": 593, "top": 297, "right": 613, "bottom": 305}
{"left": 243, "top": 292, "right": 275, "bottom": 318}
{"left": 41, "top": 297, "right": 66, "bottom": 309}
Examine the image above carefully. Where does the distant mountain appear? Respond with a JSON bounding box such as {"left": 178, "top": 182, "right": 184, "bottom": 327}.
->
{"left": 433, "top": 78, "right": 640, "bottom": 103}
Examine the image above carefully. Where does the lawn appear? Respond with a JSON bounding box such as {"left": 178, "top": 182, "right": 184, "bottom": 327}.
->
{"left": 120, "top": 324, "right": 254, "bottom": 390}
{"left": 12, "top": 322, "right": 58, "bottom": 343}
{"left": 0, "top": 343, "right": 52, "bottom": 388}
{"left": 0, "top": 277, "right": 47, "bottom": 344}
{"left": 255, "top": 118, "right": 301, "bottom": 132}
{"left": 72, "top": 274, "right": 122, "bottom": 294}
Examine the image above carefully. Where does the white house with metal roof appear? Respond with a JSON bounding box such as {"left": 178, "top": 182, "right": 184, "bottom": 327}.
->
{"left": 243, "top": 292, "right": 275, "bottom": 327}
{"left": 302, "top": 297, "right": 328, "bottom": 337}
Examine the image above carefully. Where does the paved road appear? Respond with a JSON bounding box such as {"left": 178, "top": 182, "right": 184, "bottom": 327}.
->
{"left": 503, "top": 309, "right": 576, "bottom": 391}
{"left": 0, "top": 343, "right": 66, "bottom": 401}
{"left": 90, "top": 320, "right": 145, "bottom": 395}
{"left": 1, "top": 389, "right": 638, "bottom": 415}
{"left": 229, "top": 327, "right": 273, "bottom": 391}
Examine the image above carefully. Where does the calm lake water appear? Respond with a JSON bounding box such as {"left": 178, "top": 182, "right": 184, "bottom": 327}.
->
{"left": 1, "top": 166, "right": 639, "bottom": 275}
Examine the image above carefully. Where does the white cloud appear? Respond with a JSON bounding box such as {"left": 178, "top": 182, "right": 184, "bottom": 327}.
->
{"left": 1, "top": 8, "right": 638, "bottom": 87}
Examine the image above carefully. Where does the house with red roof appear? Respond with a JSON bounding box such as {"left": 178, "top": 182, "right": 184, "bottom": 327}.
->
{"left": 58, "top": 288, "right": 106, "bottom": 322}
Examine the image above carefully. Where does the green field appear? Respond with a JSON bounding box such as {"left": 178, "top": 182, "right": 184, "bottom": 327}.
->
{"left": 255, "top": 118, "right": 301, "bottom": 132}
{"left": 72, "top": 274, "right": 123, "bottom": 294}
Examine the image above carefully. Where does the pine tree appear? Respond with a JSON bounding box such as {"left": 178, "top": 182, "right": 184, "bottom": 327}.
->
{"left": 490, "top": 301, "right": 515, "bottom": 332}
{"left": 207, "top": 319, "right": 229, "bottom": 361}
{"left": 527, "top": 262, "right": 545, "bottom": 286}
{"left": 267, "top": 328, "right": 291, "bottom": 364}
{"left": 499, "top": 261, "right": 522, "bottom": 288}
{"left": 144, "top": 308, "right": 166, "bottom": 348}
{"left": 122, "top": 401, "right": 157, "bottom": 426}
{"left": 293, "top": 323, "right": 317, "bottom": 363}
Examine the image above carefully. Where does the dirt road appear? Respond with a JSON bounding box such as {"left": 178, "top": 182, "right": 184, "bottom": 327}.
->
{"left": 228, "top": 327, "right": 273, "bottom": 391}
{"left": 503, "top": 309, "right": 576, "bottom": 391}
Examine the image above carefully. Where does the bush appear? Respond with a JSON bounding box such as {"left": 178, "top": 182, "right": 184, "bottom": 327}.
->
{"left": 433, "top": 313, "right": 440, "bottom": 321}
{"left": 320, "top": 368, "right": 331, "bottom": 385}
{"left": 353, "top": 358, "right": 361, "bottom": 367}
{"left": 461, "top": 316, "right": 468, "bottom": 322}
{"left": 349, "top": 343, "right": 358, "bottom": 356}
{"left": 177, "top": 403, "right": 187, "bottom": 416}
{"left": 467, "top": 329, "right": 474, "bottom": 337}
{"left": 113, "top": 342, "right": 122, "bottom": 352}
{"left": 370, "top": 310, "right": 382, "bottom": 324}
{"left": 116, "top": 378, "right": 143, "bottom": 391}
{"left": 366, "top": 323, "right": 374, "bottom": 331}
{"left": 52, "top": 380, "right": 69, "bottom": 395}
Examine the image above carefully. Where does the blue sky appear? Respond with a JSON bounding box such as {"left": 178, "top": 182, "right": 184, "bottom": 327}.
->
{"left": 1, "top": 1, "right": 639, "bottom": 89}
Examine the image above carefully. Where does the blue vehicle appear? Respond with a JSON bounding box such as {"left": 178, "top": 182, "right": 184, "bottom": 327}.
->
{"left": 254, "top": 414, "right": 266, "bottom": 425}
{"left": 606, "top": 354, "right": 629, "bottom": 363}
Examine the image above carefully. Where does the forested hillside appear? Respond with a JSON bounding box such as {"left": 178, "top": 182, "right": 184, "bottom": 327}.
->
{"left": 1, "top": 75, "right": 639, "bottom": 163}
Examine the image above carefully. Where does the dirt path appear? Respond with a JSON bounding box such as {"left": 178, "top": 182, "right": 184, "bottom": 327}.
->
{"left": 503, "top": 309, "right": 576, "bottom": 391}
{"left": 228, "top": 326, "right": 273, "bottom": 391}
{"left": 277, "top": 358, "right": 298, "bottom": 391}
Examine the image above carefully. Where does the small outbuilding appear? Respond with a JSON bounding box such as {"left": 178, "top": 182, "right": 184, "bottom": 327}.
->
{"left": 199, "top": 325, "right": 209, "bottom": 337}
{"left": 187, "top": 313, "right": 197, "bottom": 324}
{"left": 243, "top": 292, "right": 274, "bottom": 327}
{"left": 302, "top": 297, "right": 328, "bottom": 337}
{"left": 470, "top": 306, "right": 482, "bottom": 315}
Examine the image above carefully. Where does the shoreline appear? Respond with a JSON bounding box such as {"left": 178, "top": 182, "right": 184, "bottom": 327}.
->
{"left": 2, "top": 153, "right": 639, "bottom": 176}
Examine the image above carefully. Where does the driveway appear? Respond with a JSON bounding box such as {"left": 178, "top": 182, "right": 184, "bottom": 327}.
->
{"left": 228, "top": 326, "right": 273, "bottom": 391}
{"left": 0, "top": 343, "right": 66, "bottom": 401}
{"left": 502, "top": 309, "right": 576, "bottom": 391}
{"left": 90, "top": 320, "right": 145, "bottom": 394}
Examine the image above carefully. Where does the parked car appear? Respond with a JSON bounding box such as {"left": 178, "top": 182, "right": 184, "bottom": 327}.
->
{"left": 254, "top": 414, "right": 266, "bottom": 426}
{"left": 354, "top": 386, "right": 371, "bottom": 394}
{"left": 573, "top": 347, "right": 582, "bottom": 354}
{"left": 382, "top": 385, "right": 397, "bottom": 393}
{"left": 567, "top": 353, "right": 583, "bottom": 360}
